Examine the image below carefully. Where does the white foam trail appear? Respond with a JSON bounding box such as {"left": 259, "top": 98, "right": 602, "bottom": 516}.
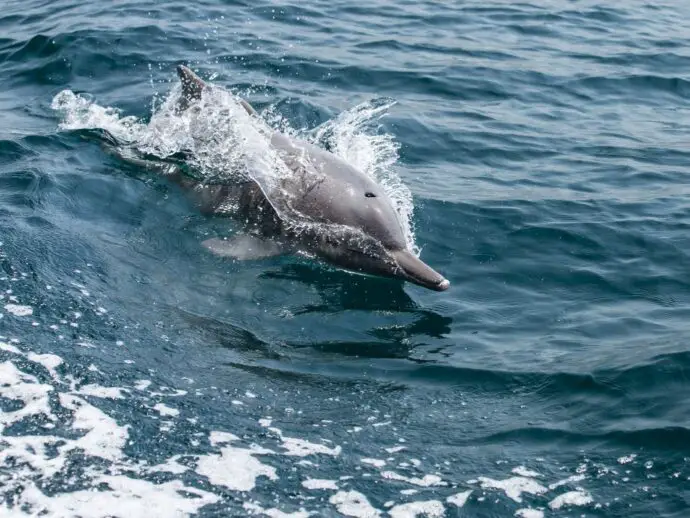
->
{"left": 476, "top": 476, "right": 548, "bottom": 503}
{"left": 267, "top": 426, "right": 342, "bottom": 457}
{"left": 153, "top": 402, "right": 180, "bottom": 417}
{"left": 515, "top": 509, "right": 544, "bottom": 518}
{"left": 385, "top": 446, "right": 407, "bottom": 453}
{"left": 0, "top": 343, "right": 217, "bottom": 517}
{"left": 59, "top": 392, "right": 129, "bottom": 462}
{"left": 16, "top": 477, "right": 218, "bottom": 518}
{"left": 302, "top": 478, "right": 338, "bottom": 490}
{"left": 194, "top": 430, "right": 278, "bottom": 491}
{"left": 196, "top": 442, "right": 278, "bottom": 491}
{"left": 512, "top": 466, "right": 541, "bottom": 478}
{"left": 329, "top": 491, "right": 381, "bottom": 517}
{"left": 0, "top": 341, "right": 22, "bottom": 354}
{"left": 388, "top": 500, "right": 445, "bottom": 518}
{"left": 361, "top": 458, "right": 386, "bottom": 468}
{"left": 134, "top": 379, "right": 152, "bottom": 390}
{"left": 4, "top": 303, "right": 33, "bottom": 316}
{"left": 446, "top": 490, "right": 472, "bottom": 508}
{"left": 209, "top": 430, "right": 241, "bottom": 444}
{"left": 146, "top": 455, "right": 189, "bottom": 475}
{"left": 51, "top": 90, "right": 146, "bottom": 144}
{"left": 381, "top": 471, "right": 446, "bottom": 487}
{"left": 244, "top": 502, "right": 312, "bottom": 517}
{"left": 27, "top": 352, "right": 63, "bottom": 378}
{"left": 0, "top": 340, "right": 617, "bottom": 516}
{"left": 548, "top": 473, "right": 586, "bottom": 490}
{"left": 548, "top": 489, "right": 593, "bottom": 510}
{"left": 0, "top": 361, "right": 54, "bottom": 428}
{"left": 76, "top": 384, "right": 127, "bottom": 399}
{"left": 617, "top": 454, "right": 637, "bottom": 464}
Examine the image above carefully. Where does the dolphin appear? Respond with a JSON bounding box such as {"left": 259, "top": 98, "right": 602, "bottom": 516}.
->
{"left": 112, "top": 65, "right": 450, "bottom": 291}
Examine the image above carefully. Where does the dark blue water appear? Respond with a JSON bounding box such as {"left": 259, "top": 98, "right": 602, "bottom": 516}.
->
{"left": 2, "top": 1, "right": 690, "bottom": 516}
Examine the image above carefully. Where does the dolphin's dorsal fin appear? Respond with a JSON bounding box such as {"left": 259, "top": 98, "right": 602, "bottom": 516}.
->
{"left": 177, "top": 65, "right": 206, "bottom": 101}
{"left": 176, "top": 65, "right": 207, "bottom": 112}
{"left": 176, "top": 64, "right": 258, "bottom": 116}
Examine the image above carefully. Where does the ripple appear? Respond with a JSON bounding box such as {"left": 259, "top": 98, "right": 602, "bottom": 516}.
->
{"left": 2, "top": 0, "right": 690, "bottom": 516}
{"left": 569, "top": 74, "right": 690, "bottom": 100}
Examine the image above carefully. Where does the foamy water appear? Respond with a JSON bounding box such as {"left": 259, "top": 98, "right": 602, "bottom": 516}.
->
{"left": 1, "top": 314, "right": 675, "bottom": 517}
{"left": 0, "top": 266, "right": 607, "bottom": 517}
{"left": 0, "top": 307, "right": 638, "bottom": 518}
{"left": 0, "top": 275, "right": 671, "bottom": 517}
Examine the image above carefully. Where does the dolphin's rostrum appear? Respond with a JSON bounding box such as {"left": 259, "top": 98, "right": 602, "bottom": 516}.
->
{"left": 121, "top": 65, "right": 450, "bottom": 291}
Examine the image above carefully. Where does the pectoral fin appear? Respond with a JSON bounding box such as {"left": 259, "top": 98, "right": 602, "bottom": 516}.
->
{"left": 202, "top": 235, "right": 284, "bottom": 260}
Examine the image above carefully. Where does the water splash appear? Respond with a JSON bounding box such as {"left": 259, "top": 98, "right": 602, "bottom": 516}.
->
{"left": 51, "top": 90, "right": 145, "bottom": 144}
{"left": 310, "top": 98, "right": 418, "bottom": 255}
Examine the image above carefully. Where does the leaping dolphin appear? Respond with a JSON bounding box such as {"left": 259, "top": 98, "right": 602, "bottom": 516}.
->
{"left": 110, "top": 65, "right": 450, "bottom": 291}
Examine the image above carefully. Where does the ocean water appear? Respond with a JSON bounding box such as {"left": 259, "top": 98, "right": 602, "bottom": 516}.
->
{"left": 2, "top": 0, "right": 690, "bottom": 516}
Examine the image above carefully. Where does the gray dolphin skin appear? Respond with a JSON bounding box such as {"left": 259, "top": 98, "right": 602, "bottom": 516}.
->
{"left": 142, "top": 65, "right": 449, "bottom": 291}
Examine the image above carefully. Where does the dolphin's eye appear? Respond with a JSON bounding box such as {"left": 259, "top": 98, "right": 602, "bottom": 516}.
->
{"left": 365, "top": 192, "right": 376, "bottom": 198}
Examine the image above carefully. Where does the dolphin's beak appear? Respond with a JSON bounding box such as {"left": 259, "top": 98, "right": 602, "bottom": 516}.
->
{"left": 391, "top": 249, "right": 450, "bottom": 291}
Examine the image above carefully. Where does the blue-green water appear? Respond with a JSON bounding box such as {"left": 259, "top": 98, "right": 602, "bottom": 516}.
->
{"left": 2, "top": 1, "right": 690, "bottom": 516}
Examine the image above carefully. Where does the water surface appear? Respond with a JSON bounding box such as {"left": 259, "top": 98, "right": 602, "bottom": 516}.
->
{"left": 2, "top": 1, "right": 690, "bottom": 516}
